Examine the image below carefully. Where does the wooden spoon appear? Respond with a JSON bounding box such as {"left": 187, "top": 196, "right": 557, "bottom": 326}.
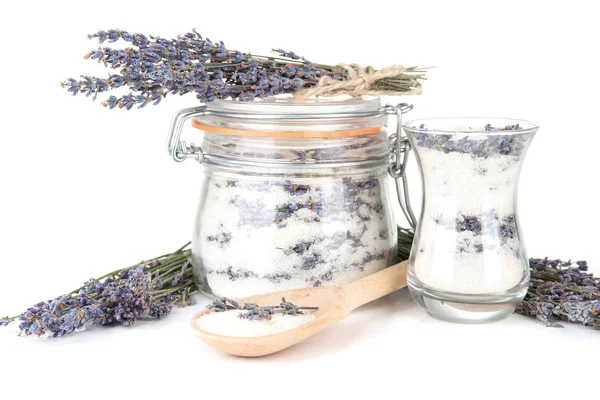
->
{"left": 190, "top": 260, "right": 407, "bottom": 357}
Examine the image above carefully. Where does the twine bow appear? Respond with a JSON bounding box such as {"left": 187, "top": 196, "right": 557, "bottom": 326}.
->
{"left": 294, "top": 63, "right": 422, "bottom": 98}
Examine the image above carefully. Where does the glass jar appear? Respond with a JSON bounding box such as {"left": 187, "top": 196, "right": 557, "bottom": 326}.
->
{"left": 166, "top": 97, "right": 413, "bottom": 298}
{"left": 403, "top": 118, "right": 538, "bottom": 323}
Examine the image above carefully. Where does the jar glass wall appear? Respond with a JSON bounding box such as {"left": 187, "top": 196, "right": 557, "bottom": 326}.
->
{"left": 403, "top": 118, "right": 538, "bottom": 323}
{"left": 192, "top": 163, "right": 397, "bottom": 298}
{"left": 186, "top": 96, "right": 401, "bottom": 298}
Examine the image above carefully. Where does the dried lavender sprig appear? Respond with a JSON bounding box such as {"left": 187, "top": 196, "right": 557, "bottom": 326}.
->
{"left": 0, "top": 243, "right": 196, "bottom": 336}
{"left": 206, "top": 297, "right": 319, "bottom": 321}
{"left": 207, "top": 297, "right": 319, "bottom": 312}
{"left": 516, "top": 258, "right": 600, "bottom": 329}
{"left": 61, "top": 29, "right": 425, "bottom": 109}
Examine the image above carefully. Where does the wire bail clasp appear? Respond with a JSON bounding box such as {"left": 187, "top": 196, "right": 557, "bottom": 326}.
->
{"left": 166, "top": 106, "right": 208, "bottom": 163}
{"left": 386, "top": 103, "right": 417, "bottom": 229}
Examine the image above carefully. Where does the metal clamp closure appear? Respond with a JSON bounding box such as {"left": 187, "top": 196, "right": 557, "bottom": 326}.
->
{"left": 166, "top": 106, "right": 207, "bottom": 163}
{"left": 385, "top": 103, "right": 417, "bottom": 229}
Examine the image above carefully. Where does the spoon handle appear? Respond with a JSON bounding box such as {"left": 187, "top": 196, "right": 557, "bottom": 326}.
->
{"left": 341, "top": 261, "right": 408, "bottom": 313}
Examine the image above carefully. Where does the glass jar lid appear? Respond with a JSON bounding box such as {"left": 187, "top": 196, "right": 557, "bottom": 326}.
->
{"left": 192, "top": 96, "right": 392, "bottom": 166}
{"left": 193, "top": 95, "right": 387, "bottom": 138}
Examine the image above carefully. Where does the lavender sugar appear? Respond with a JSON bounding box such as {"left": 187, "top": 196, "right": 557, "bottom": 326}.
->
{"left": 409, "top": 123, "right": 534, "bottom": 294}
{"left": 197, "top": 297, "right": 318, "bottom": 337}
{"left": 197, "top": 311, "right": 316, "bottom": 337}
{"left": 193, "top": 174, "right": 396, "bottom": 298}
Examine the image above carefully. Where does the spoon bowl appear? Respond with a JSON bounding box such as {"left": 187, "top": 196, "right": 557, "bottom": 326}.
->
{"left": 190, "top": 261, "right": 407, "bottom": 357}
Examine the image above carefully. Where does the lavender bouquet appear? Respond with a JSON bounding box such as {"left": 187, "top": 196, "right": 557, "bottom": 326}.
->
{"left": 516, "top": 258, "right": 600, "bottom": 329}
{"left": 61, "top": 29, "right": 426, "bottom": 109}
{"left": 0, "top": 243, "right": 194, "bottom": 337}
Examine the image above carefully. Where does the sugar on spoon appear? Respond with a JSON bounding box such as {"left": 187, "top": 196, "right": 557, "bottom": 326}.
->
{"left": 190, "top": 260, "right": 407, "bottom": 357}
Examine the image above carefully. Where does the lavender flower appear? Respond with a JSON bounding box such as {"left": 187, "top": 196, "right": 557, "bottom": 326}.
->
{"left": 272, "top": 49, "right": 303, "bottom": 60}
{"left": 516, "top": 258, "right": 600, "bottom": 330}
{"left": 282, "top": 180, "right": 311, "bottom": 195}
{"left": 433, "top": 210, "right": 517, "bottom": 244}
{"left": 215, "top": 266, "right": 259, "bottom": 282}
{"left": 170, "top": 272, "right": 183, "bottom": 286}
{"left": 279, "top": 297, "right": 300, "bottom": 315}
{"left": 206, "top": 298, "right": 230, "bottom": 312}
{"left": 148, "top": 303, "right": 173, "bottom": 319}
{"left": 206, "top": 297, "right": 318, "bottom": 321}
{"left": 2, "top": 243, "right": 195, "bottom": 337}
{"left": 62, "top": 29, "right": 424, "bottom": 108}
{"left": 239, "top": 307, "right": 275, "bottom": 321}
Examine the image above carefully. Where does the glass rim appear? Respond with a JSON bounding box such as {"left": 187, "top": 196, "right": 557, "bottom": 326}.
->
{"left": 195, "top": 95, "right": 387, "bottom": 136}
{"left": 206, "top": 94, "right": 382, "bottom": 114}
{"left": 403, "top": 117, "right": 539, "bottom": 135}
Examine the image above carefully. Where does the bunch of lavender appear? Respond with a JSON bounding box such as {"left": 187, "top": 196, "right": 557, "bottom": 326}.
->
{"left": 61, "top": 29, "right": 425, "bottom": 109}
{"left": 0, "top": 243, "right": 195, "bottom": 337}
{"left": 207, "top": 297, "right": 318, "bottom": 321}
{"left": 516, "top": 258, "right": 599, "bottom": 329}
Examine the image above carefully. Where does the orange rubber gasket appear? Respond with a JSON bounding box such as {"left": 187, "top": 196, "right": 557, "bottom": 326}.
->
{"left": 191, "top": 120, "right": 382, "bottom": 138}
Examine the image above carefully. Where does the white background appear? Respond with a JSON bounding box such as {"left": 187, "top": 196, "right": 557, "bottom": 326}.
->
{"left": 1, "top": 0, "right": 598, "bottom": 399}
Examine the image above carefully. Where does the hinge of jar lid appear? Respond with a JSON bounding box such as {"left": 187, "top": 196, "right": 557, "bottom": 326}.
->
{"left": 384, "top": 103, "right": 417, "bottom": 229}
{"left": 166, "top": 106, "right": 208, "bottom": 163}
